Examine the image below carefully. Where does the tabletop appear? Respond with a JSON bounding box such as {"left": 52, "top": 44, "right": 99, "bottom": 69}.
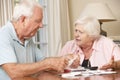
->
{"left": 38, "top": 70, "right": 120, "bottom": 80}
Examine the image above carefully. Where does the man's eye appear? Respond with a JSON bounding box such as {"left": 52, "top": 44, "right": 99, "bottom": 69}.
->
{"left": 35, "top": 20, "right": 42, "bottom": 23}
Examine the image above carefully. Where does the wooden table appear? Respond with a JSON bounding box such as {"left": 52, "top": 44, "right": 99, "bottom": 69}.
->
{"left": 38, "top": 70, "right": 120, "bottom": 80}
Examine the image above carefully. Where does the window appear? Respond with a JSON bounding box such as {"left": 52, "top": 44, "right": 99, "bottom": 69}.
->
{"left": 34, "top": 0, "right": 48, "bottom": 56}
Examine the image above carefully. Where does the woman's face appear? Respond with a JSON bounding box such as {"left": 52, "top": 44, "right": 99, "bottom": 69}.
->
{"left": 74, "top": 24, "right": 91, "bottom": 47}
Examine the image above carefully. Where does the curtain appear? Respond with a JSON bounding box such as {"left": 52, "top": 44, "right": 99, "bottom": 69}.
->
{"left": 47, "top": 0, "right": 71, "bottom": 57}
{"left": 0, "top": 0, "right": 14, "bottom": 27}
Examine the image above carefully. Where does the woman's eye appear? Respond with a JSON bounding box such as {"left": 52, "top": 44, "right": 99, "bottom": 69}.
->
{"left": 75, "top": 30, "right": 82, "bottom": 33}
{"left": 79, "top": 31, "right": 83, "bottom": 34}
{"left": 75, "top": 29, "right": 78, "bottom": 32}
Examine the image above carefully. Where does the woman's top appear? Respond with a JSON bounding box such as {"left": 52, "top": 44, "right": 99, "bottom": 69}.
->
{"left": 59, "top": 36, "right": 120, "bottom": 68}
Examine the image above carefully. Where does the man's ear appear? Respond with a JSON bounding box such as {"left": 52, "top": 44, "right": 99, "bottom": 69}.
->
{"left": 19, "top": 16, "right": 26, "bottom": 23}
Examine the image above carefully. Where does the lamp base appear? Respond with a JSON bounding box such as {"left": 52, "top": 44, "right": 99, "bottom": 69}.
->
{"left": 100, "top": 22, "right": 107, "bottom": 36}
{"left": 100, "top": 29, "right": 107, "bottom": 36}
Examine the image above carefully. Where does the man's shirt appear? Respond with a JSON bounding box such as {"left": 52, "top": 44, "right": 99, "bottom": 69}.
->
{"left": 0, "top": 21, "right": 45, "bottom": 80}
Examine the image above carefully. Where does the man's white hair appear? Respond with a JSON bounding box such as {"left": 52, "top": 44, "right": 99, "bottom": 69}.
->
{"left": 12, "top": 0, "right": 42, "bottom": 21}
{"left": 74, "top": 16, "right": 101, "bottom": 37}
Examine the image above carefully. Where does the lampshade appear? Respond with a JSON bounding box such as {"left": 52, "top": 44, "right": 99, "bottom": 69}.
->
{"left": 80, "top": 3, "right": 116, "bottom": 22}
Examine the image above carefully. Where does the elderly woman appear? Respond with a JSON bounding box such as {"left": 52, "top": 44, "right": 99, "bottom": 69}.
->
{"left": 59, "top": 16, "right": 120, "bottom": 70}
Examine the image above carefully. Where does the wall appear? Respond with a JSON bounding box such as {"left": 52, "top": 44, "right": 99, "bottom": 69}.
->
{"left": 68, "top": 0, "right": 120, "bottom": 39}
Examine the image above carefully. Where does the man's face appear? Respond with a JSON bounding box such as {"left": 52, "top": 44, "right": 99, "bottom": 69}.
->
{"left": 22, "top": 6, "right": 43, "bottom": 39}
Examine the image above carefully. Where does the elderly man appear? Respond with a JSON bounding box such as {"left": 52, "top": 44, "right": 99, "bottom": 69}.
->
{"left": 0, "top": 0, "right": 79, "bottom": 80}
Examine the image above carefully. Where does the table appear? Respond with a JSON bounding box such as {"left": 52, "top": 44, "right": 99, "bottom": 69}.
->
{"left": 38, "top": 70, "right": 120, "bottom": 80}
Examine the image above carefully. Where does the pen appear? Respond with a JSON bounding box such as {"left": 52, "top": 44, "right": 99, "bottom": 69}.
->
{"left": 72, "top": 69, "right": 86, "bottom": 72}
{"left": 75, "top": 74, "right": 82, "bottom": 76}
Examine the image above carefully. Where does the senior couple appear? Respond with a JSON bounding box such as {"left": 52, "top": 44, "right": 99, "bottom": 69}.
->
{"left": 0, "top": 0, "right": 120, "bottom": 80}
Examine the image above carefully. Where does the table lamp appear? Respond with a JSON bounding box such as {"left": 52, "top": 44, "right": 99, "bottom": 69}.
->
{"left": 80, "top": 3, "right": 116, "bottom": 36}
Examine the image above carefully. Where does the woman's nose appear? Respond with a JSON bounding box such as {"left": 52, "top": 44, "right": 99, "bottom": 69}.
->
{"left": 75, "top": 32, "right": 80, "bottom": 37}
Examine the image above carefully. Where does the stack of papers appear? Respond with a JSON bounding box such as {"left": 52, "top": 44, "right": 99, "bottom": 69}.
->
{"left": 64, "top": 66, "right": 86, "bottom": 72}
{"left": 62, "top": 69, "right": 117, "bottom": 78}
{"left": 87, "top": 70, "right": 117, "bottom": 75}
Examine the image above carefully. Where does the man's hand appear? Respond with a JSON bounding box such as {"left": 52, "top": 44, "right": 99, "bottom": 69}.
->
{"left": 45, "top": 57, "right": 69, "bottom": 73}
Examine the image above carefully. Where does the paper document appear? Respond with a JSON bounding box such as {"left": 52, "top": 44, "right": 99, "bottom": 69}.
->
{"left": 62, "top": 69, "right": 117, "bottom": 78}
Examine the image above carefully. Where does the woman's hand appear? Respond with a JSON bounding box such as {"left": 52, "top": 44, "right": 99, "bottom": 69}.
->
{"left": 70, "top": 55, "right": 80, "bottom": 68}
{"left": 100, "top": 56, "right": 114, "bottom": 70}
{"left": 63, "top": 53, "right": 80, "bottom": 68}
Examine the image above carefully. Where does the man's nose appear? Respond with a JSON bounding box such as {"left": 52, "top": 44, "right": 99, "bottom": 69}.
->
{"left": 39, "top": 22, "right": 43, "bottom": 28}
